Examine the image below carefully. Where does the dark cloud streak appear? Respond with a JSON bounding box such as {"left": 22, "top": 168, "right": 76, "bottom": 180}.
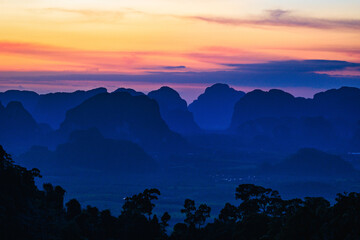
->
{"left": 225, "top": 60, "right": 360, "bottom": 73}
{"left": 162, "top": 66, "right": 186, "bottom": 70}
{"left": 1, "top": 60, "right": 360, "bottom": 90}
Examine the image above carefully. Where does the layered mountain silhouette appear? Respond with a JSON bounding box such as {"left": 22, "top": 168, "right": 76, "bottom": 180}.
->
{"left": 0, "top": 101, "right": 50, "bottom": 154}
{"left": 0, "top": 90, "right": 39, "bottom": 111}
{"left": 236, "top": 117, "right": 338, "bottom": 150}
{"left": 230, "top": 87, "right": 360, "bottom": 151}
{"left": 34, "top": 88, "right": 107, "bottom": 128}
{"left": 261, "top": 148, "right": 358, "bottom": 177}
{"left": 59, "top": 92, "right": 187, "bottom": 153}
{"left": 312, "top": 87, "right": 360, "bottom": 121}
{"left": 19, "top": 128, "right": 157, "bottom": 174}
{"left": 0, "top": 88, "right": 107, "bottom": 128}
{"left": 1, "top": 85, "right": 360, "bottom": 156}
{"left": 189, "top": 83, "right": 245, "bottom": 130}
{"left": 113, "top": 88, "right": 145, "bottom": 96}
{"left": 312, "top": 87, "right": 360, "bottom": 139}
{"left": 231, "top": 89, "right": 310, "bottom": 126}
{"left": 350, "top": 121, "right": 360, "bottom": 151}
{"left": 232, "top": 87, "right": 360, "bottom": 128}
{"left": 148, "top": 86, "right": 200, "bottom": 135}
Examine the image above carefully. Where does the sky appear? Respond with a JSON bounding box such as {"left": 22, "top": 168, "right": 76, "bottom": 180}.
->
{"left": 1, "top": 0, "right": 360, "bottom": 101}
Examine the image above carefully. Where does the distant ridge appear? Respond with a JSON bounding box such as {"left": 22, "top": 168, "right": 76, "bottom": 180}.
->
{"left": 0, "top": 88, "right": 107, "bottom": 128}
{"left": 113, "top": 88, "right": 145, "bottom": 96}
{"left": 260, "top": 148, "right": 358, "bottom": 177}
{"left": 19, "top": 128, "right": 157, "bottom": 174}
{"left": 231, "top": 87, "right": 360, "bottom": 127}
{"left": 0, "top": 101, "right": 50, "bottom": 153}
{"left": 230, "top": 87, "right": 360, "bottom": 151}
{"left": 1, "top": 85, "right": 360, "bottom": 154}
{"left": 148, "top": 86, "right": 201, "bottom": 135}
{"left": 189, "top": 83, "right": 245, "bottom": 130}
{"left": 59, "top": 92, "right": 187, "bottom": 153}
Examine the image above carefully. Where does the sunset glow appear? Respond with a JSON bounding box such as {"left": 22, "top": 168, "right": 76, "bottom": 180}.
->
{"left": 1, "top": 0, "right": 360, "bottom": 97}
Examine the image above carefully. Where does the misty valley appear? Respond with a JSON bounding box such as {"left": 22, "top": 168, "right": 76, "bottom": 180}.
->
{"left": 1, "top": 84, "right": 360, "bottom": 239}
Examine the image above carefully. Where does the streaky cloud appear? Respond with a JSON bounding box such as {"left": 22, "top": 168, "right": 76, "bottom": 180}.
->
{"left": 162, "top": 66, "right": 186, "bottom": 70}
{"left": 33, "top": 7, "right": 360, "bottom": 30}
{"left": 187, "top": 9, "right": 360, "bottom": 30}
{"left": 2, "top": 60, "right": 360, "bottom": 91}
{"left": 225, "top": 60, "right": 360, "bottom": 73}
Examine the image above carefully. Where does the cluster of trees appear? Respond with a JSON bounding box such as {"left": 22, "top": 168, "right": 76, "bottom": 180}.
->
{"left": 1, "top": 145, "right": 360, "bottom": 240}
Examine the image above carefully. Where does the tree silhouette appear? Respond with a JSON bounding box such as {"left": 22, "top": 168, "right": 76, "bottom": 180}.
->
{"left": 181, "top": 199, "right": 196, "bottom": 227}
{"left": 160, "top": 212, "right": 171, "bottom": 233}
{"left": 194, "top": 204, "right": 211, "bottom": 228}
{"left": 236, "top": 184, "right": 281, "bottom": 217}
{"left": 218, "top": 203, "right": 239, "bottom": 223}
{"left": 0, "top": 145, "right": 14, "bottom": 169}
{"left": 181, "top": 199, "right": 211, "bottom": 229}
{"left": 66, "top": 199, "right": 82, "bottom": 220}
{"left": 122, "top": 188, "right": 160, "bottom": 220}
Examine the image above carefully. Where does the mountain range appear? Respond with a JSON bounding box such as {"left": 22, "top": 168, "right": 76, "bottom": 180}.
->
{"left": 1, "top": 84, "right": 360, "bottom": 178}
{"left": 148, "top": 86, "right": 200, "bottom": 135}
{"left": 0, "top": 88, "right": 107, "bottom": 128}
{"left": 189, "top": 83, "right": 245, "bottom": 130}
{"left": 19, "top": 128, "right": 157, "bottom": 174}
{"left": 59, "top": 91, "right": 187, "bottom": 153}
{"left": 230, "top": 87, "right": 360, "bottom": 151}
{"left": 0, "top": 101, "right": 50, "bottom": 153}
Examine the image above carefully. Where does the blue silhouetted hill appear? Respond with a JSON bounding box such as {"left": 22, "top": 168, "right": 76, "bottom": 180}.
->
{"left": 231, "top": 89, "right": 311, "bottom": 126}
{"left": 34, "top": 88, "right": 107, "bottom": 128}
{"left": 260, "top": 148, "right": 358, "bottom": 178}
{"left": 19, "top": 128, "right": 157, "bottom": 174}
{"left": 235, "top": 116, "right": 340, "bottom": 151}
{"left": 148, "top": 86, "right": 201, "bottom": 135}
{"left": 0, "top": 90, "right": 39, "bottom": 111}
{"left": 0, "top": 88, "right": 107, "bottom": 128}
{"left": 58, "top": 92, "right": 187, "bottom": 154}
{"left": 189, "top": 83, "right": 245, "bottom": 130}
{"left": 0, "top": 101, "right": 51, "bottom": 154}
{"left": 349, "top": 121, "right": 360, "bottom": 151}
{"left": 313, "top": 87, "right": 360, "bottom": 120}
{"left": 230, "top": 87, "right": 360, "bottom": 151}
{"left": 232, "top": 87, "right": 360, "bottom": 128}
{"left": 312, "top": 87, "right": 360, "bottom": 139}
{"left": 113, "top": 87, "right": 145, "bottom": 96}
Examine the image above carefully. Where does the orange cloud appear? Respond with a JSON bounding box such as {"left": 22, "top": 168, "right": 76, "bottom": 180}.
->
{"left": 0, "top": 41, "right": 288, "bottom": 72}
{"left": 0, "top": 41, "right": 185, "bottom": 72}
{"left": 1, "top": 40, "right": 359, "bottom": 74}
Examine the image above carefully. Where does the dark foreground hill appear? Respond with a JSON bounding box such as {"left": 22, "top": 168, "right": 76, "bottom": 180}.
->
{"left": 59, "top": 92, "right": 187, "bottom": 153}
{"left": 148, "top": 87, "right": 200, "bottom": 135}
{"left": 189, "top": 83, "right": 245, "bottom": 130}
